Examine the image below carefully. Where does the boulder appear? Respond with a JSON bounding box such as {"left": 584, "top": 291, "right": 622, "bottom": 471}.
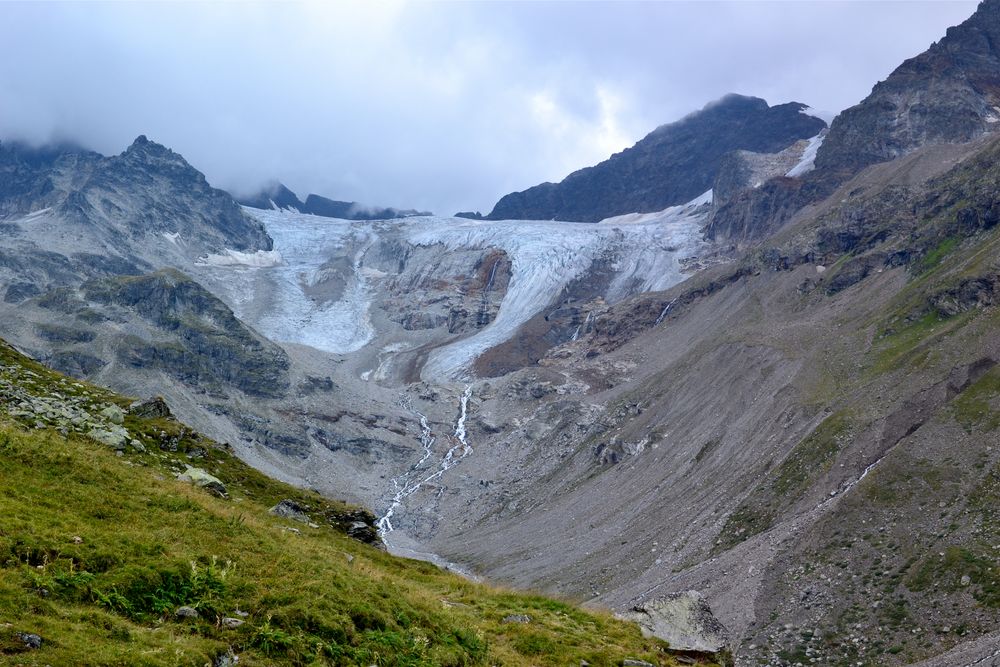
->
{"left": 175, "top": 606, "right": 199, "bottom": 619}
{"left": 269, "top": 499, "right": 311, "bottom": 523}
{"left": 176, "top": 466, "right": 228, "bottom": 498}
{"left": 128, "top": 396, "right": 172, "bottom": 419}
{"left": 88, "top": 425, "right": 130, "bottom": 450}
{"left": 99, "top": 404, "right": 125, "bottom": 425}
{"left": 617, "top": 590, "right": 729, "bottom": 654}
{"left": 16, "top": 632, "right": 42, "bottom": 649}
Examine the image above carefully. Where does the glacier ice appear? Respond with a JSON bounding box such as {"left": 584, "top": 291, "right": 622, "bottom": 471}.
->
{"left": 200, "top": 205, "right": 708, "bottom": 379}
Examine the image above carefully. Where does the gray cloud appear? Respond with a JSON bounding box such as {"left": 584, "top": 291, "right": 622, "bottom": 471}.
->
{"left": 0, "top": 1, "right": 979, "bottom": 215}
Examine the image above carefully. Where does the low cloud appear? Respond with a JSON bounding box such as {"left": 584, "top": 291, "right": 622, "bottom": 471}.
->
{"left": 0, "top": 1, "right": 978, "bottom": 215}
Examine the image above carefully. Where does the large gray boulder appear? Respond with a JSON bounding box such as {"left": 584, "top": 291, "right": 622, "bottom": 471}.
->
{"left": 618, "top": 591, "right": 729, "bottom": 654}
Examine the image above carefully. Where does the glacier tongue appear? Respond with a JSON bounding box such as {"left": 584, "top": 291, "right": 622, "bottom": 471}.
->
{"left": 207, "top": 206, "right": 707, "bottom": 379}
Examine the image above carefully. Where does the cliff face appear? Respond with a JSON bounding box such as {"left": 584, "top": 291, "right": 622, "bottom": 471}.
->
{"left": 709, "top": 0, "right": 1000, "bottom": 246}
{"left": 486, "top": 94, "right": 825, "bottom": 222}
{"left": 0, "top": 136, "right": 271, "bottom": 254}
{"left": 817, "top": 0, "right": 1000, "bottom": 175}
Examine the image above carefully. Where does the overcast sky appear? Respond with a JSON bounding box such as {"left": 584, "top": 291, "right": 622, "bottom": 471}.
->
{"left": 0, "top": 1, "right": 979, "bottom": 215}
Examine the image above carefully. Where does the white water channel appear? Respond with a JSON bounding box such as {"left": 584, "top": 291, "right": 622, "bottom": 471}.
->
{"left": 377, "top": 385, "right": 474, "bottom": 535}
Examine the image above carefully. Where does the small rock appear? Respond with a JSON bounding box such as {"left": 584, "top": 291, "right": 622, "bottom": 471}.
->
{"left": 622, "top": 660, "right": 654, "bottom": 667}
{"left": 220, "top": 617, "right": 244, "bottom": 629}
{"left": 71, "top": 535, "right": 84, "bottom": 544}
{"left": 175, "top": 606, "right": 199, "bottom": 619}
{"left": 502, "top": 614, "right": 531, "bottom": 623}
{"left": 213, "top": 650, "right": 239, "bottom": 667}
{"left": 16, "top": 632, "right": 42, "bottom": 649}
{"left": 960, "top": 574, "right": 971, "bottom": 586}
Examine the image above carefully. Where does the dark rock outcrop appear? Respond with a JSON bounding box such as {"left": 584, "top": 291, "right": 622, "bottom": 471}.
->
{"left": 82, "top": 269, "right": 290, "bottom": 398}
{"left": 486, "top": 94, "right": 825, "bottom": 222}
{"left": 709, "top": 0, "right": 1000, "bottom": 244}
{"left": 300, "top": 193, "right": 429, "bottom": 220}
{"left": 236, "top": 181, "right": 305, "bottom": 211}
{"left": 817, "top": 0, "right": 1000, "bottom": 175}
{"left": 236, "top": 182, "right": 431, "bottom": 220}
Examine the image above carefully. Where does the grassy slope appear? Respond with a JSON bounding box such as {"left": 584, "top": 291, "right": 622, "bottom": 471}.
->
{"left": 0, "top": 341, "right": 710, "bottom": 667}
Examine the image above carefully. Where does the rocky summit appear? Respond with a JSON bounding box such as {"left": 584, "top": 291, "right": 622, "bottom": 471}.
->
{"left": 235, "top": 181, "right": 431, "bottom": 220}
{"left": 486, "top": 94, "right": 826, "bottom": 222}
{"left": 2, "top": 2, "right": 1000, "bottom": 666}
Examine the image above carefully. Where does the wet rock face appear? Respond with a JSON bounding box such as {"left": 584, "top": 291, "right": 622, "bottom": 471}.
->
{"left": 486, "top": 94, "right": 825, "bottom": 222}
{"left": 817, "top": 0, "right": 1000, "bottom": 175}
{"left": 376, "top": 244, "right": 512, "bottom": 336}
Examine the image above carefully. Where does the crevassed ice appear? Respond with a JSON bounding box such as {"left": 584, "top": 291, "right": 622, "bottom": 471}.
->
{"left": 230, "top": 204, "right": 707, "bottom": 377}
{"left": 197, "top": 248, "right": 283, "bottom": 268}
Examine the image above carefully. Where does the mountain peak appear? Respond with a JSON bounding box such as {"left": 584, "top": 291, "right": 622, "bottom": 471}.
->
{"left": 486, "top": 93, "right": 825, "bottom": 222}
{"left": 816, "top": 0, "right": 1000, "bottom": 173}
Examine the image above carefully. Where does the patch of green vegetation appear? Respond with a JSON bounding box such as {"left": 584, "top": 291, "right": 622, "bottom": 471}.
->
{"left": 915, "top": 236, "right": 960, "bottom": 277}
{"left": 905, "top": 546, "right": 1000, "bottom": 608}
{"left": 950, "top": 366, "right": 1000, "bottom": 433}
{"left": 714, "top": 411, "right": 853, "bottom": 553}
{"left": 868, "top": 310, "right": 973, "bottom": 377}
{"left": 0, "top": 339, "right": 704, "bottom": 666}
{"left": 771, "top": 411, "right": 853, "bottom": 497}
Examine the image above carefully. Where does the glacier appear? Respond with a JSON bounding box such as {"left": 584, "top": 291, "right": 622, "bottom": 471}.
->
{"left": 196, "top": 204, "right": 709, "bottom": 380}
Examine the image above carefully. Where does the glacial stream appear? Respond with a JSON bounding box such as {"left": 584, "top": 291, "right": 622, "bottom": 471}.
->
{"left": 377, "top": 385, "right": 477, "bottom": 577}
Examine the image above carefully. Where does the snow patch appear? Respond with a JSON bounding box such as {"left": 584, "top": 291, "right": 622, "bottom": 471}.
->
{"left": 197, "top": 248, "right": 283, "bottom": 268}
{"left": 786, "top": 131, "right": 827, "bottom": 178}
{"left": 162, "top": 232, "right": 181, "bottom": 244}
{"left": 799, "top": 106, "right": 837, "bottom": 124}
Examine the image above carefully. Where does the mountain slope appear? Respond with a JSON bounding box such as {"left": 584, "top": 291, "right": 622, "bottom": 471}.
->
{"left": 1, "top": 136, "right": 270, "bottom": 257}
{"left": 418, "top": 131, "right": 1000, "bottom": 667}
{"left": 486, "top": 94, "right": 825, "bottom": 222}
{"left": 0, "top": 339, "right": 714, "bottom": 667}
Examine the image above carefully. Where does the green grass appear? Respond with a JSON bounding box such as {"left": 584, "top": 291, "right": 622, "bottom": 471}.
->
{"left": 905, "top": 546, "right": 1000, "bottom": 608}
{"left": 950, "top": 366, "right": 1000, "bottom": 433}
{"left": 914, "top": 236, "right": 960, "bottom": 277}
{"left": 714, "top": 411, "right": 854, "bottom": 552}
{"left": 0, "top": 340, "right": 709, "bottom": 666}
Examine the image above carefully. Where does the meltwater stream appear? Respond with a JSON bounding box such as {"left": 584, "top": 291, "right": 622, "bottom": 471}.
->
{"left": 377, "top": 385, "right": 478, "bottom": 578}
{"left": 377, "top": 385, "right": 473, "bottom": 535}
